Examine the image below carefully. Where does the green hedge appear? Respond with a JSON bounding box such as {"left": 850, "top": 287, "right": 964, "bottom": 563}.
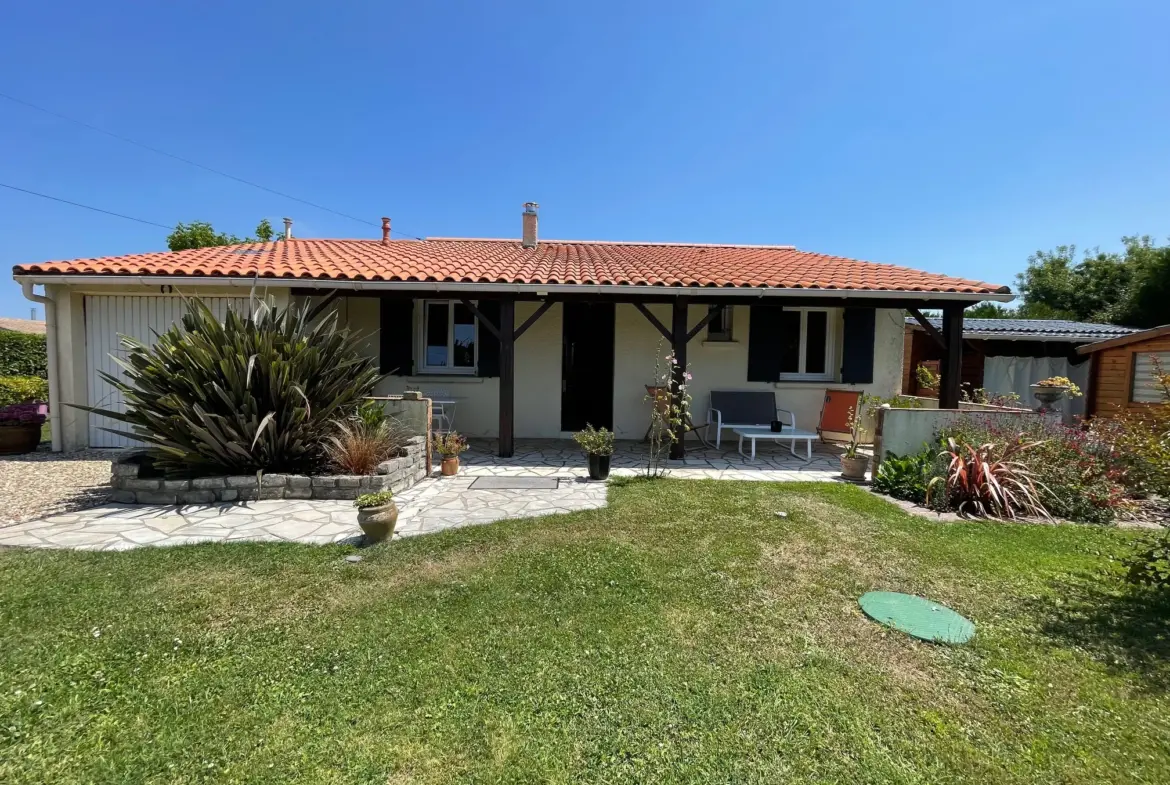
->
{"left": 0, "top": 332, "right": 48, "bottom": 378}
{"left": 0, "top": 376, "right": 49, "bottom": 406}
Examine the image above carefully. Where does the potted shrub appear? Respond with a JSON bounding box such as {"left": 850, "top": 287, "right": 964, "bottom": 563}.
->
{"left": 431, "top": 431, "right": 468, "bottom": 476}
{"left": 839, "top": 405, "right": 869, "bottom": 481}
{"left": 573, "top": 424, "right": 615, "bottom": 480}
{"left": 0, "top": 403, "right": 47, "bottom": 456}
{"left": 354, "top": 491, "right": 398, "bottom": 542}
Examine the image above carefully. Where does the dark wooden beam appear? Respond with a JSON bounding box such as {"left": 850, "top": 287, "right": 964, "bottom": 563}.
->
{"left": 633, "top": 302, "right": 672, "bottom": 341}
{"left": 514, "top": 299, "right": 555, "bottom": 340}
{"left": 498, "top": 299, "right": 516, "bottom": 458}
{"left": 290, "top": 286, "right": 998, "bottom": 311}
{"left": 669, "top": 299, "right": 689, "bottom": 460}
{"left": 906, "top": 307, "right": 947, "bottom": 350}
{"left": 459, "top": 298, "right": 501, "bottom": 341}
{"left": 685, "top": 305, "right": 724, "bottom": 343}
{"left": 940, "top": 304, "right": 964, "bottom": 409}
{"left": 305, "top": 290, "right": 341, "bottom": 321}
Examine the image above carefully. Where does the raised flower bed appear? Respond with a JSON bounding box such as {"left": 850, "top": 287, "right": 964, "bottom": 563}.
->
{"left": 110, "top": 436, "right": 427, "bottom": 504}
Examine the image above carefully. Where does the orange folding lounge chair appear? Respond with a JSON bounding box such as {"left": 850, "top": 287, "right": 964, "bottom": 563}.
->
{"left": 818, "top": 389, "right": 861, "bottom": 444}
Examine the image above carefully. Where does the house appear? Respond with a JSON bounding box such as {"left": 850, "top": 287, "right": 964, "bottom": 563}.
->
{"left": 902, "top": 317, "right": 1136, "bottom": 422}
{"left": 0, "top": 317, "right": 46, "bottom": 334}
{"left": 12, "top": 205, "right": 1011, "bottom": 456}
{"left": 1076, "top": 324, "right": 1170, "bottom": 417}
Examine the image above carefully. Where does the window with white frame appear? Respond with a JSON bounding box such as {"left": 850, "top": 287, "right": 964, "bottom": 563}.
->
{"left": 1131, "top": 351, "right": 1170, "bottom": 403}
{"left": 419, "top": 300, "right": 477, "bottom": 373}
{"left": 777, "top": 308, "right": 835, "bottom": 380}
{"left": 706, "top": 305, "right": 734, "bottom": 341}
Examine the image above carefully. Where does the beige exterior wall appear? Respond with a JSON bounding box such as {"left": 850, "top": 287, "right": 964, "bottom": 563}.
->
{"left": 48, "top": 285, "right": 904, "bottom": 448}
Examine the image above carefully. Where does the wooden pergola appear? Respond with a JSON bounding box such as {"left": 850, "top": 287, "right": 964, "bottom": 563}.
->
{"left": 306, "top": 288, "right": 970, "bottom": 460}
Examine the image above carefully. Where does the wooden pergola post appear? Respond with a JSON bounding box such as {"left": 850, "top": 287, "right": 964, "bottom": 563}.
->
{"left": 498, "top": 298, "right": 516, "bottom": 458}
{"left": 940, "top": 304, "right": 964, "bottom": 409}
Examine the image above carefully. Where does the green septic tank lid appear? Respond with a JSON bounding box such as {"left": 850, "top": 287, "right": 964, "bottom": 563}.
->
{"left": 859, "top": 591, "right": 975, "bottom": 644}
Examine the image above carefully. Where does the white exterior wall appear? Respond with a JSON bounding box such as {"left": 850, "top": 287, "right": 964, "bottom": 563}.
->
{"left": 340, "top": 297, "right": 905, "bottom": 440}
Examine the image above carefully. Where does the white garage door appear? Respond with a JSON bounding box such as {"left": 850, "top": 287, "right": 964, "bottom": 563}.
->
{"left": 85, "top": 295, "right": 249, "bottom": 448}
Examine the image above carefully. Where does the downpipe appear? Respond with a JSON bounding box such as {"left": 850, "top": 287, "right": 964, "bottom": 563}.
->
{"left": 20, "top": 280, "right": 62, "bottom": 451}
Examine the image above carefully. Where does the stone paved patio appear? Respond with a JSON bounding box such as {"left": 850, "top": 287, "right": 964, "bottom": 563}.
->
{"left": 0, "top": 439, "right": 852, "bottom": 551}
{"left": 0, "top": 473, "right": 608, "bottom": 551}
{"left": 461, "top": 438, "right": 848, "bottom": 482}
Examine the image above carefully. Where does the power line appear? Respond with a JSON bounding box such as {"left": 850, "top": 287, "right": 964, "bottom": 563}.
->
{"left": 0, "top": 90, "right": 426, "bottom": 240}
{"left": 0, "top": 182, "right": 175, "bottom": 229}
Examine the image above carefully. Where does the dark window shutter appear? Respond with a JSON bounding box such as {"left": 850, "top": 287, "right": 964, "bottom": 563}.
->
{"left": 379, "top": 296, "right": 414, "bottom": 376}
{"left": 476, "top": 300, "right": 501, "bottom": 378}
{"left": 841, "top": 307, "right": 876, "bottom": 384}
{"left": 747, "top": 305, "right": 785, "bottom": 382}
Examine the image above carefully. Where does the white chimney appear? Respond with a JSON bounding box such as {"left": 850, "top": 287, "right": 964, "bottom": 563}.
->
{"left": 521, "top": 202, "right": 539, "bottom": 248}
{"left": 283, "top": 217, "right": 293, "bottom": 240}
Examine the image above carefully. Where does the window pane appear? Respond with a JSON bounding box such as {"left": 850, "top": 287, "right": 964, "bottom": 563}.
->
{"left": 804, "top": 311, "right": 827, "bottom": 375}
{"left": 426, "top": 302, "right": 449, "bottom": 367}
{"left": 453, "top": 303, "right": 476, "bottom": 368}
{"left": 777, "top": 311, "right": 802, "bottom": 374}
{"left": 1132, "top": 351, "right": 1170, "bottom": 403}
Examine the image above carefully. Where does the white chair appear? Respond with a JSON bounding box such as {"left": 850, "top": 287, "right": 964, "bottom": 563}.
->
{"left": 425, "top": 388, "right": 453, "bottom": 434}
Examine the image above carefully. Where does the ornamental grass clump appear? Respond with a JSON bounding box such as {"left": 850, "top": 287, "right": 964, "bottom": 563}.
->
{"left": 927, "top": 437, "right": 1050, "bottom": 520}
{"left": 83, "top": 295, "right": 380, "bottom": 476}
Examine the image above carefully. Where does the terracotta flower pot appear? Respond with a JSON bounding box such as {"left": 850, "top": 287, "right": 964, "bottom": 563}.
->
{"left": 440, "top": 456, "right": 460, "bottom": 476}
{"left": 587, "top": 453, "right": 611, "bottom": 480}
{"left": 0, "top": 422, "right": 42, "bottom": 456}
{"left": 357, "top": 501, "right": 399, "bottom": 543}
{"left": 840, "top": 454, "right": 869, "bottom": 481}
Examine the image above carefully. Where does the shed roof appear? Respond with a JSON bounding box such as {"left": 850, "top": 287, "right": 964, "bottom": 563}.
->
{"left": 906, "top": 317, "right": 1136, "bottom": 342}
{"left": 1076, "top": 324, "right": 1170, "bottom": 354}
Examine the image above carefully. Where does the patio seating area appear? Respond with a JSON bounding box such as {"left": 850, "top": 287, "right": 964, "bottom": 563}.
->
{"left": 460, "top": 438, "right": 849, "bottom": 481}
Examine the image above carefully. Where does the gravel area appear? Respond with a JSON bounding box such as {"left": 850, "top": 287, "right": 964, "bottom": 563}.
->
{"left": 0, "top": 449, "right": 121, "bottom": 527}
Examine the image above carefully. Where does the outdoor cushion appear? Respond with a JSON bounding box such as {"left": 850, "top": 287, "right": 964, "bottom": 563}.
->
{"left": 709, "top": 390, "right": 777, "bottom": 425}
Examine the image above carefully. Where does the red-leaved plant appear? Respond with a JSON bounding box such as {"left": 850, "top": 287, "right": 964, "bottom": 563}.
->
{"left": 927, "top": 437, "right": 1051, "bottom": 520}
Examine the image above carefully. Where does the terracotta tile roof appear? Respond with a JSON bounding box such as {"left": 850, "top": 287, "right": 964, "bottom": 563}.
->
{"left": 11, "top": 238, "right": 1010, "bottom": 294}
{"left": 0, "top": 317, "right": 46, "bottom": 334}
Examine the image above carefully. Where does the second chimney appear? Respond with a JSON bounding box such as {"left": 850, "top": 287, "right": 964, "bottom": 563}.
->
{"left": 283, "top": 217, "right": 293, "bottom": 240}
{"left": 381, "top": 217, "right": 391, "bottom": 245}
{"left": 521, "top": 202, "right": 539, "bottom": 248}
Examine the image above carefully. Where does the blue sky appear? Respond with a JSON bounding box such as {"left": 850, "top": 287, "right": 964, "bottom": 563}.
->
{"left": 3, "top": 1, "right": 1168, "bottom": 318}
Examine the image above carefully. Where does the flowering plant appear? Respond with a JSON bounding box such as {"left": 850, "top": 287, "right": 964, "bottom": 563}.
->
{"left": 1034, "top": 376, "right": 1083, "bottom": 397}
{"left": 643, "top": 342, "right": 692, "bottom": 478}
{"left": 430, "top": 431, "right": 468, "bottom": 458}
{"left": 0, "top": 403, "right": 46, "bottom": 427}
{"left": 915, "top": 364, "right": 940, "bottom": 391}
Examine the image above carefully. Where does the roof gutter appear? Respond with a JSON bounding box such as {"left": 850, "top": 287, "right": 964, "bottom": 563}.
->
{"left": 10, "top": 274, "right": 1015, "bottom": 302}
{"left": 19, "top": 280, "right": 61, "bottom": 451}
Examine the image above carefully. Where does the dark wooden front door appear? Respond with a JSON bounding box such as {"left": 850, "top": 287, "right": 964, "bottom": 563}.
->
{"left": 561, "top": 302, "right": 615, "bottom": 431}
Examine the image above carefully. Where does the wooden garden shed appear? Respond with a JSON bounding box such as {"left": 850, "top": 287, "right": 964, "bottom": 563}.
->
{"left": 1077, "top": 324, "right": 1170, "bottom": 417}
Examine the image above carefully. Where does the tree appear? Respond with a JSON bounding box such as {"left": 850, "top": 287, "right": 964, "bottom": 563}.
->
{"left": 964, "top": 302, "right": 1014, "bottom": 318}
{"left": 1013, "top": 236, "right": 1170, "bottom": 326}
{"left": 166, "top": 219, "right": 284, "bottom": 251}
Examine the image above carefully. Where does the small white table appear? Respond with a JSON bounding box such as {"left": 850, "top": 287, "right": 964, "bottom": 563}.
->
{"left": 733, "top": 426, "right": 817, "bottom": 462}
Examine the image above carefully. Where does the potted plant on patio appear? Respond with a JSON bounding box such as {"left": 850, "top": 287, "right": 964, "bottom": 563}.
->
{"left": 573, "top": 424, "right": 615, "bottom": 480}
{"left": 354, "top": 490, "right": 398, "bottom": 542}
{"left": 839, "top": 404, "right": 869, "bottom": 481}
{"left": 431, "top": 431, "right": 468, "bottom": 477}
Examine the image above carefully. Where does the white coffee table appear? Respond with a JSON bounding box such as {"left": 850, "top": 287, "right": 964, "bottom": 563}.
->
{"left": 733, "top": 426, "right": 817, "bottom": 461}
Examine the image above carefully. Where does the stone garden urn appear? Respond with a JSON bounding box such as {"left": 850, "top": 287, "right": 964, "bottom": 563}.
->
{"left": 1030, "top": 383, "right": 1068, "bottom": 412}
{"left": 355, "top": 498, "right": 399, "bottom": 542}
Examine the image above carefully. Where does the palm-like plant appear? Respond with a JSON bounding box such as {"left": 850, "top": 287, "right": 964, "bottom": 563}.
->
{"left": 927, "top": 437, "right": 1050, "bottom": 520}
{"left": 82, "top": 295, "right": 381, "bottom": 476}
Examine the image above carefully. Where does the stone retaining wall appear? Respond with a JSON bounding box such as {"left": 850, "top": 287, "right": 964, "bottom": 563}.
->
{"left": 110, "top": 436, "right": 427, "bottom": 504}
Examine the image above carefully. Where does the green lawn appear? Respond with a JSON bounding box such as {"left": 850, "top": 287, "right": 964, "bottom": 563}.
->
{"left": 2, "top": 481, "right": 1168, "bottom": 784}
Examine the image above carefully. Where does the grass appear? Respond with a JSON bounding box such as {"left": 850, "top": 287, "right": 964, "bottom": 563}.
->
{"left": 1, "top": 480, "right": 1168, "bottom": 783}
